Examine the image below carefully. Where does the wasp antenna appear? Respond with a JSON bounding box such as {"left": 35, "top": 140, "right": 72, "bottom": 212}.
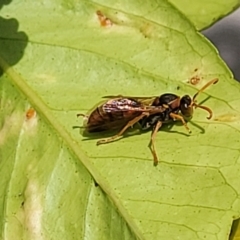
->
{"left": 193, "top": 78, "right": 218, "bottom": 101}
{"left": 77, "top": 113, "right": 88, "bottom": 118}
{"left": 102, "top": 95, "right": 123, "bottom": 98}
{"left": 194, "top": 104, "right": 213, "bottom": 119}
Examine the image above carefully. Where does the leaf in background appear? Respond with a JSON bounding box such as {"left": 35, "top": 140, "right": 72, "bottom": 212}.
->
{"left": 1, "top": 0, "right": 240, "bottom": 240}
{"left": 230, "top": 219, "right": 240, "bottom": 240}
{"left": 169, "top": 0, "right": 240, "bottom": 30}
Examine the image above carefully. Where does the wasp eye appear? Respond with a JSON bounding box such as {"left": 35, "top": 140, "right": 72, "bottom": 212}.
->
{"left": 180, "top": 95, "right": 191, "bottom": 108}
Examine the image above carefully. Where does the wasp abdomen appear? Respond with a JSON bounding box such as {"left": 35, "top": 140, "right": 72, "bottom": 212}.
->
{"left": 86, "top": 98, "right": 143, "bottom": 132}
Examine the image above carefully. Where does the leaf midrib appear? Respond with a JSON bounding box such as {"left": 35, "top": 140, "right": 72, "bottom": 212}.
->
{"left": 0, "top": 56, "right": 145, "bottom": 240}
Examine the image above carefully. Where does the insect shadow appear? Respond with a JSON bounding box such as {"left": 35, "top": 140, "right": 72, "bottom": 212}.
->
{"left": 72, "top": 119, "right": 205, "bottom": 142}
{"left": 198, "top": 95, "right": 211, "bottom": 106}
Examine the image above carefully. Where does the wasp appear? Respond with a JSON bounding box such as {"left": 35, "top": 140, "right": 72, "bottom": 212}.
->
{"left": 78, "top": 78, "right": 218, "bottom": 166}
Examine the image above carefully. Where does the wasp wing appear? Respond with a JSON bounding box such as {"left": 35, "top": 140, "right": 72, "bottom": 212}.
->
{"left": 102, "top": 95, "right": 156, "bottom": 106}
{"left": 81, "top": 98, "right": 165, "bottom": 133}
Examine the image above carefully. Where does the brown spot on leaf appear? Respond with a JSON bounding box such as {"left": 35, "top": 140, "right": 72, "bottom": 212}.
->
{"left": 96, "top": 10, "right": 113, "bottom": 27}
{"left": 26, "top": 108, "right": 36, "bottom": 120}
{"left": 189, "top": 76, "right": 201, "bottom": 85}
{"left": 188, "top": 68, "right": 203, "bottom": 85}
{"left": 24, "top": 107, "right": 38, "bottom": 133}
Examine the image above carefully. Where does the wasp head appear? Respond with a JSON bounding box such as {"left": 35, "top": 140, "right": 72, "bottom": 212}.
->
{"left": 180, "top": 95, "right": 193, "bottom": 119}
{"left": 180, "top": 78, "right": 218, "bottom": 120}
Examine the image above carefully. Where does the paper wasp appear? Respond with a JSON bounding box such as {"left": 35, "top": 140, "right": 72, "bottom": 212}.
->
{"left": 78, "top": 78, "right": 218, "bottom": 166}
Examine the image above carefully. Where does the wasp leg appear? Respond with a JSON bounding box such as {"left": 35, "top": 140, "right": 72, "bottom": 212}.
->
{"left": 77, "top": 113, "right": 89, "bottom": 121}
{"left": 148, "top": 121, "right": 162, "bottom": 166}
{"left": 97, "top": 112, "right": 150, "bottom": 145}
{"left": 169, "top": 113, "right": 191, "bottom": 133}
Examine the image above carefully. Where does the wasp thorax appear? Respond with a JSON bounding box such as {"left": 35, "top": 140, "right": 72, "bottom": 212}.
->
{"left": 158, "top": 93, "right": 179, "bottom": 109}
{"left": 180, "top": 95, "right": 193, "bottom": 118}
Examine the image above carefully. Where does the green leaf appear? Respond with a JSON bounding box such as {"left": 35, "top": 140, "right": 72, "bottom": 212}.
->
{"left": 1, "top": 1, "right": 240, "bottom": 239}
{"left": 169, "top": 0, "right": 240, "bottom": 30}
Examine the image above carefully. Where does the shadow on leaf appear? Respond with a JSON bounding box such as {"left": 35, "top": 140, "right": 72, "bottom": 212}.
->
{"left": 72, "top": 120, "right": 204, "bottom": 143}
{"left": 0, "top": 5, "right": 28, "bottom": 75}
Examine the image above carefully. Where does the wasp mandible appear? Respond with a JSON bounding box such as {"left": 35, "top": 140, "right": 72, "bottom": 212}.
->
{"left": 78, "top": 78, "right": 218, "bottom": 166}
